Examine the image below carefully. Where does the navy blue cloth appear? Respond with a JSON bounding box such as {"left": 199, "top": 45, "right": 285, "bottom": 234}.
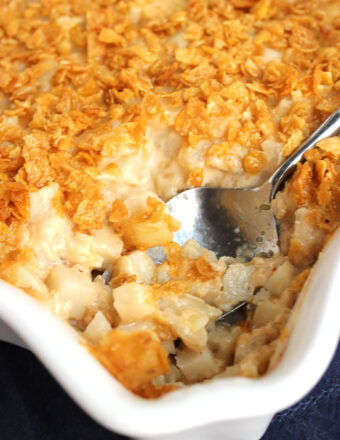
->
{"left": 261, "top": 341, "right": 340, "bottom": 440}
{"left": 0, "top": 340, "right": 339, "bottom": 440}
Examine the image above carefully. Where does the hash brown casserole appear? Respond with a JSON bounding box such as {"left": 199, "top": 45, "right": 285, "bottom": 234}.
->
{"left": 0, "top": 0, "right": 340, "bottom": 397}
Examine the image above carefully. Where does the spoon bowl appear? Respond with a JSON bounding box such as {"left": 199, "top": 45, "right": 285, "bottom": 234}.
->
{"left": 167, "top": 182, "right": 277, "bottom": 260}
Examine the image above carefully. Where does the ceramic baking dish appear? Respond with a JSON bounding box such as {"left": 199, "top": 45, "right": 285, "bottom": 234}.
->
{"left": 0, "top": 228, "right": 340, "bottom": 440}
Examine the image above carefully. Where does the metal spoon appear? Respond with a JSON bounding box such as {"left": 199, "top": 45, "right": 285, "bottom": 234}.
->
{"left": 167, "top": 108, "right": 340, "bottom": 259}
{"left": 148, "top": 108, "right": 340, "bottom": 323}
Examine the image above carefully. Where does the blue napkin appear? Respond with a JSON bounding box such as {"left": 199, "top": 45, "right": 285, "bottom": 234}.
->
{"left": 262, "top": 342, "right": 340, "bottom": 440}
{"left": 0, "top": 340, "right": 339, "bottom": 439}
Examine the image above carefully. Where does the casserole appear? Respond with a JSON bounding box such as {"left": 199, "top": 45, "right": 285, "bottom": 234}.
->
{"left": 1, "top": 0, "right": 340, "bottom": 437}
{"left": 1, "top": 227, "right": 340, "bottom": 439}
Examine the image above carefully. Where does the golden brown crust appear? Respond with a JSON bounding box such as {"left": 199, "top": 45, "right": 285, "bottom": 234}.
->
{"left": 1, "top": 0, "right": 339, "bottom": 206}
{"left": 286, "top": 146, "right": 340, "bottom": 266}
{"left": 87, "top": 329, "right": 171, "bottom": 397}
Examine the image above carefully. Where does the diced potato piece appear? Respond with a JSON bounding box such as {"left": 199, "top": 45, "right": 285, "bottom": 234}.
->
{"left": 91, "top": 227, "right": 124, "bottom": 265}
{"left": 253, "top": 300, "right": 285, "bottom": 328}
{"left": 155, "top": 263, "right": 170, "bottom": 283}
{"left": 113, "top": 283, "right": 157, "bottom": 323}
{"left": 119, "top": 317, "right": 174, "bottom": 343}
{"left": 152, "top": 363, "right": 182, "bottom": 386}
{"left": 119, "top": 320, "right": 158, "bottom": 334}
{"left": 119, "top": 196, "right": 179, "bottom": 249}
{"left": 47, "top": 266, "right": 100, "bottom": 320}
{"left": 28, "top": 184, "right": 73, "bottom": 277}
{"left": 182, "top": 240, "right": 227, "bottom": 274}
{"left": 29, "top": 213, "right": 71, "bottom": 269}
{"left": 264, "top": 261, "right": 297, "bottom": 297}
{"left": 271, "top": 190, "right": 289, "bottom": 220}
{"left": 123, "top": 189, "right": 158, "bottom": 215}
{"left": 222, "top": 264, "right": 254, "bottom": 310}
{"left": 181, "top": 239, "right": 218, "bottom": 263}
{"left": 3, "top": 265, "right": 50, "bottom": 300}
{"left": 176, "top": 347, "right": 220, "bottom": 383}
{"left": 208, "top": 325, "right": 241, "bottom": 365}
{"left": 249, "top": 254, "right": 285, "bottom": 288}
{"left": 239, "top": 345, "right": 275, "bottom": 378}
{"left": 68, "top": 227, "right": 123, "bottom": 269}
{"left": 122, "top": 218, "right": 174, "bottom": 249}
{"left": 67, "top": 233, "right": 104, "bottom": 268}
{"left": 219, "top": 364, "right": 241, "bottom": 378}
{"left": 114, "top": 250, "right": 155, "bottom": 284}
{"left": 161, "top": 340, "right": 176, "bottom": 355}
{"left": 20, "top": 268, "right": 50, "bottom": 300}
{"left": 84, "top": 311, "right": 111, "bottom": 342}
{"left": 289, "top": 207, "right": 327, "bottom": 266}
{"left": 252, "top": 287, "right": 271, "bottom": 305}
{"left": 159, "top": 294, "right": 221, "bottom": 352}
{"left": 29, "top": 183, "right": 60, "bottom": 220}
{"left": 234, "top": 323, "right": 280, "bottom": 364}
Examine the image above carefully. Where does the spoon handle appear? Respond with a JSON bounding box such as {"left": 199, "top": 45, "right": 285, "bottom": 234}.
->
{"left": 269, "top": 107, "right": 340, "bottom": 200}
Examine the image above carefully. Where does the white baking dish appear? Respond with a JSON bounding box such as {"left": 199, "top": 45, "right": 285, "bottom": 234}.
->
{"left": 1, "top": 228, "right": 340, "bottom": 440}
